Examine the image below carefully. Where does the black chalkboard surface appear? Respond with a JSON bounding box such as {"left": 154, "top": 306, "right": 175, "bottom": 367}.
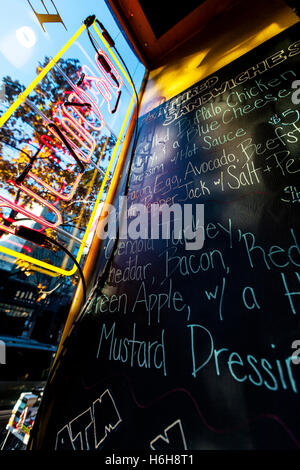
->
{"left": 31, "top": 23, "right": 300, "bottom": 450}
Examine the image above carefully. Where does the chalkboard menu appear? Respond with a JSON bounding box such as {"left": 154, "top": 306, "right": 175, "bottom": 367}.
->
{"left": 31, "top": 23, "right": 300, "bottom": 450}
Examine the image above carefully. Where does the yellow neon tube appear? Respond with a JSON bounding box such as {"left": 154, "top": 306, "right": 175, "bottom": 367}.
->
{"left": 0, "top": 246, "right": 68, "bottom": 272}
{"left": 0, "top": 20, "right": 136, "bottom": 276}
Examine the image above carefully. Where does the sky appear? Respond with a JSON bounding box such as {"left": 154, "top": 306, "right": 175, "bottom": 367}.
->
{"left": 0, "top": 0, "right": 145, "bottom": 89}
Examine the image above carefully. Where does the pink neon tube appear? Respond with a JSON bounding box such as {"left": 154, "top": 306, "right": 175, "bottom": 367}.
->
{"left": 62, "top": 90, "right": 105, "bottom": 132}
{"left": 5, "top": 182, "right": 62, "bottom": 228}
{"left": 47, "top": 120, "right": 96, "bottom": 164}
{"left": 27, "top": 170, "right": 83, "bottom": 202}
{"left": 95, "top": 49, "right": 123, "bottom": 91}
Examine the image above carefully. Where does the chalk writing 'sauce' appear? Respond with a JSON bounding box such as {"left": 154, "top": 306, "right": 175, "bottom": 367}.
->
{"left": 32, "top": 23, "right": 300, "bottom": 450}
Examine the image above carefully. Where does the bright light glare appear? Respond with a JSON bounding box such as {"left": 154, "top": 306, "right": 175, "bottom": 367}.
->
{"left": 16, "top": 26, "right": 36, "bottom": 48}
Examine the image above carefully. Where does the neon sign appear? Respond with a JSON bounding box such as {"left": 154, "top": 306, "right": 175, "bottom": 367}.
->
{"left": 0, "top": 18, "right": 137, "bottom": 276}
